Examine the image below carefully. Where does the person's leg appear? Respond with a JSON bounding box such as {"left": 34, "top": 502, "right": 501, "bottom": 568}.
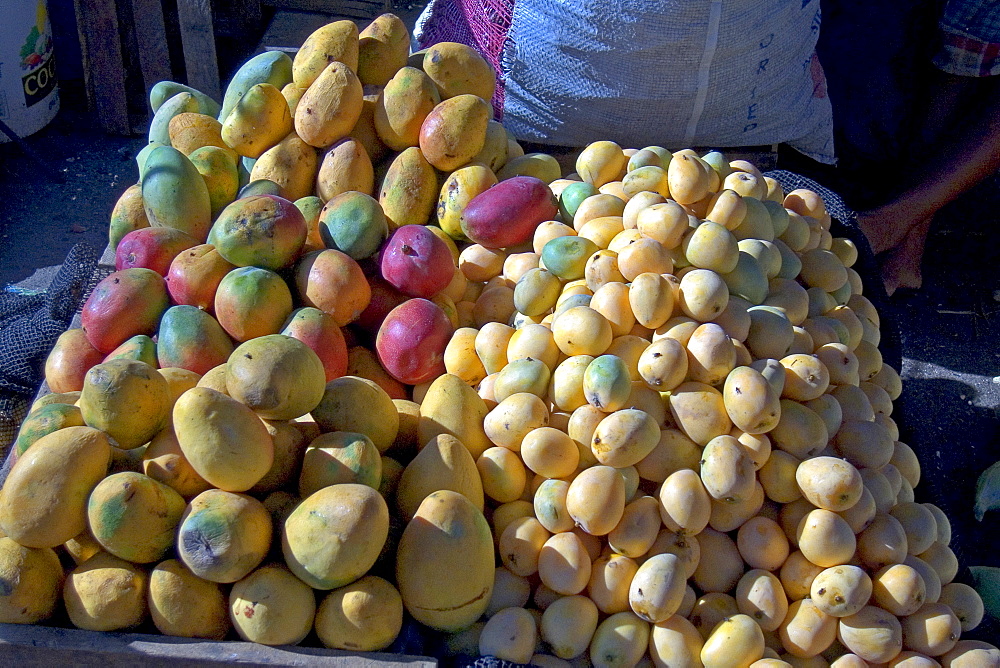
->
{"left": 880, "top": 215, "right": 933, "bottom": 295}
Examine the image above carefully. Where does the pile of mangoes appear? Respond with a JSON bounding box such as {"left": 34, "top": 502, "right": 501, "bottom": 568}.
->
{"left": 2, "top": 10, "right": 998, "bottom": 668}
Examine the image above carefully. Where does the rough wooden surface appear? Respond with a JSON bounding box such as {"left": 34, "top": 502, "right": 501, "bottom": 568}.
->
{"left": 176, "top": 0, "right": 223, "bottom": 101}
{"left": 74, "top": 0, "right": 131, "bottom": 134}
{"left": 129, "top": 0, "right": 173, "bottom": 112}
{"left": 0, "top": 623, "right": 436, "bottom": 666}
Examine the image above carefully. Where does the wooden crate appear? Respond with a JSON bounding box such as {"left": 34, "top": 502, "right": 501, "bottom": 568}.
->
{"left": 74, "top": 0, "right": 265, "bottom": 134}
{"left": 0, "top": 622, "right": 436, "bottom": 665}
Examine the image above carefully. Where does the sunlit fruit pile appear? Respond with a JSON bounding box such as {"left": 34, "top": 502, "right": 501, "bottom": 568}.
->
{"left": 2, "top": 10, "right": 997, "bottom": 668}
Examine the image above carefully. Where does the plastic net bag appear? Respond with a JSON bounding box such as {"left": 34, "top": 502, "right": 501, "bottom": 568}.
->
{"left": 0, "top": 242, "right": 102, "bottom": 454}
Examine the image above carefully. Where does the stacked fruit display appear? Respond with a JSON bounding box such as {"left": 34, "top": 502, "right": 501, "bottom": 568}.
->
{"left": 2, "top": 11, "right": 998, "bottom": 667}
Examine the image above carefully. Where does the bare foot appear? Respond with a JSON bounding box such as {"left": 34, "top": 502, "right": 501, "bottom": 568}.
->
{"left": 880, "top": 216, "right": 932, "bottom": 296}
{"left": 857, "top": 206, "right": 921, "bottom": 255}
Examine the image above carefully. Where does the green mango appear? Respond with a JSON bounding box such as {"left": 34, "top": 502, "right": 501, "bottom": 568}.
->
{"left": 136, "top": 142, "right": 166, "bottom": 182}
{"left": 103, "top": 334, "right": 158, "bottom": 367}
{"left": 149, "top": 81, "right": 221, "bottom": 117}
{"left": 318, "top": 191, "right": 388, "bottom": 260}
{"left": 188, "top": 146, "right": 239, "bottom": 218}
{"left": 141, "top": 146, "right": 213, "bottom": 242}
{"left": 218, "top": 51, "right": 293, "bottom": 124}
{"left": 156, "top": 305, "right": 235, "bottom": 376}
{"left": 583, "top": 354, "right": 632, "bottom": 413}
{"left": 721, "top": 251, "right": 769, "bottom": 305}
{"left": 558, "top": 181, "right": 598, "bottom": 222}
{"left": 148, "top": 92, "right": 200, "bottom": 146}
{"left": 14, "top": 403, "right": 86, "bottom": 457}
{"left": 238, "top": 179, "right": 282, "bottom": 199}
{"left": 541, "top": 235, "right": 598, "bottom": 281}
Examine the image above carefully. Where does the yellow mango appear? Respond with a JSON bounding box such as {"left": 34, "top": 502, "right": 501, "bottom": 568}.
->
{"left": 396, "top": 433, "right": 484, "bottom": 520}
{"left": 375, "top": 66, "right": 441, "bottom": 151}
{"left": 419, "top": 372, "right": 492, "bottom": 457}
{"left": 221, "top": 83, "right": 293, "bottom": 158}
{"left": 316, "top": 136, "right": 375, "bottom": 201}
{"left": 230, "top": 564, "right": 317, "bottom": 646}
{"left": 396, "top": 490, "right": 495, "bottom": 631}
{"left": 250, "top": 133, "right": 319, "bottom": 201}
{"left": 357, "top": 13, "right": 411, "bottom": 87}
{"left": 63, "top": 551, "right": 148, "bottom": 632}
{"left": 422, "top": 40, "right": 497, "bottom": 101}
{"left": 295, "top": 61, "right": 364, "bottom": 149}
{"left": 293, "top": 20, "right": 359, "bottom": 88}
{"left": 148, "top": 559, "right": 230, "bottom": 639}
{"left": 173, "top": 387, "right": 274, "bottom": 492}
{"left": 315, "top": 575, "right": 404, "bottom": 651}
{"left": 419, "top": 94, "right": 491, "bottom": 172}
{"left": 379, "top": 146, "right": 439, "bottom": 229}
{"left": 283, "top": 483, "right": 389, "bottom": 590}
{"left": 0, "top": 537, "right": 64, "bottom": 623}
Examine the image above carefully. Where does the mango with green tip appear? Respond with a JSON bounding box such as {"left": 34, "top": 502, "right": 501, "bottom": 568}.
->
{"left": 209, "top": 194, "right": 306, "bottom": 270}
{"left": 136, "top": 141, "right": 165, "bottom": 181}
{"left": 221, "top": 83, "right": 293, "bottom": 159}
{"left": 86, "top": 471, "right": 186, "bottom": 564}
{"left": 13, "top": 402, "right": 85, "bottom": 457}
{"left": 155, "top": 305, "right": 234, "bottom": 375}
{"left": 559, "top": 181, "right": 600, "bottom": 222}
{"left": 721, "top": 250, "right": 769, "bottom": 305}
{"left": 214, "top": 266, "right": 293, "bottom": 342}
{"left": 219, "top": 50, "right": 293, "bottom": 123}
{"left": 102, "top": 334, "right": 157, "bottom": 367}
{"left": 141, "top": 145, "right": 213, "bottom": 242}
{"left": 584, "top": 354, "right": 632, "bottom": 413}
{"left": 150, "top": 81, "right": 221, "bottom": 117}
{"left": 148, "top": 92, "right": 200, "bottom": 146}
{"left": 176, "top": 489, "right": 271, "bottom": 583}
{"left": 379, "top": 146, "right": 439, "bottom": 230}
{"left": 188, "top": 146, "right": 239, "bottom": 218}
{"left": 282, "top": 483, "right": 389, "bottom": 590}
{"left": 318, "top": 190, "right": 389, "bottom": 260}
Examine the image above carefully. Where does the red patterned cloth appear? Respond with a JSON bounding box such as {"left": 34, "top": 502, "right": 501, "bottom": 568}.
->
{"left": 414, "top": 0, "right": 515, "bottom": 117}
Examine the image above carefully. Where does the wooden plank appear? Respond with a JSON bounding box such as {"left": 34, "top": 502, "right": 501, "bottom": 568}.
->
{"left": 176, "top": 0, "right": 223, "bottom": 101}
{"left": 129, "top": 0, "right": 174, "bottom": 107}
{"left": 74, "top": 0, "right": 131, "bottom": 135}
{"left": 0, "top": 623, "right": 437, "bottom": 666}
